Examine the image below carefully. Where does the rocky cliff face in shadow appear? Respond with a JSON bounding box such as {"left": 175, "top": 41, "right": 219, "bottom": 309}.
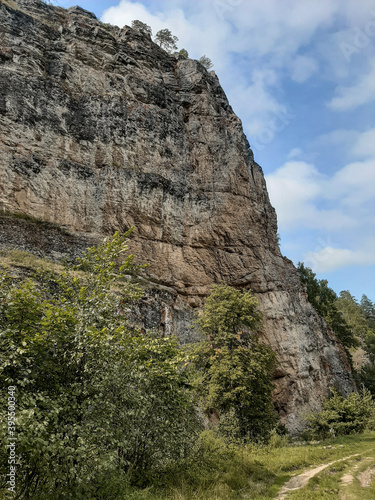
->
{"left": 0, "top": 0, "right": 354, "bottom": 431}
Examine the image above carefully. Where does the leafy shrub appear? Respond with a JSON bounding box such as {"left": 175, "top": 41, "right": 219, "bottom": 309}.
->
{"left": 0, "top": 231, "right": 200, "bottom": 498}
{"left": 268, "top": 428, "right": 291, "bottom": 449}
{"left": 305, "top": 388, "right": 374, "bottom": 439}
{"left": 189, "top": 284, "right": 276, "bottom": 442}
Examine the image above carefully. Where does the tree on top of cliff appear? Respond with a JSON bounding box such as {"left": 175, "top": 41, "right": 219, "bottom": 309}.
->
{"left": 189, "top": 284, "right": 276, "bottom": 442}
{"left": 199, "top": 55, "right": 213, "bottom": 70}
{"left": 131, "top": 19, "right": 152, "bottom": 37}
{"left": 155, "top": 28, "right": 179, "bottom": 52}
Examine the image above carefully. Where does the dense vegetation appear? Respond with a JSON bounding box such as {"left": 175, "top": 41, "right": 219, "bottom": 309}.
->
{"left": 306, "top": 388, "right": 375, "bottom": 439}
{"left": 0, "top": 232, "right": 275, "bottom": 498}
{"left": 297, "top": 262, "right": 375, "bottom": 393}
{"left": 190, "top": 285, "right": 276, "bottom": 441}
{"left": 0, "top": 232, "right": 374, "bottom": 498}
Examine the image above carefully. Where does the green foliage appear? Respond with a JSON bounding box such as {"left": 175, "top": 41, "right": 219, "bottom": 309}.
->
{"left": 360, "top": 294, "right": 375, "bottom": 327}
{"left": 195, "top": 284, "right": 263, "bottom": 346}
{"left": 305, "top": 388, "right": 375, "bottom": 439}
{"left": 297, "top": 263, "right": 358, "bottom": 350}
{"left": 337, "top": 293, "right": 375, "bottom": 395}
{"left": 359, "top": 295, "right": 375, "bottom": 363}
{"left": 359, "top": 363, "right": 375, "bottom": 395}
{"left": 198, "top": 55, "right": 213, "bottom": 70}
{"left": 154, "top": 29, "right": 178, "bottom": 52}
{"left": 179, "top": 48, "right": 189, "bottom": 58}
{"left": 298, "top": 279, "right": 375, "bottom": 397}
{"left": 131, "top": 19, "right": 152, "bottom": 36}
{"left": 336, "top": 290, "right": 372, "bottom": 341}
{"left": 0, "top": 231, "right": 200, "bottom": 497}
{"left": 189, "top": 284, "right": 276, "bottom": 442}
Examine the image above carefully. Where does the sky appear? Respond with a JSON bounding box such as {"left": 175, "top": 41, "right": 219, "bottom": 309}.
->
{"left": 52, "top": 0, "right": 375, "bottom": 302}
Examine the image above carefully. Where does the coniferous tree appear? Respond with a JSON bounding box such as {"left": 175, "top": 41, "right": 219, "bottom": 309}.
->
{"left": 155, "top": 29, "right": 178, "bottom": 52}
{"left": 297, "top": 263, "right": 358, "bottom": 350}
{"left": 199, "top": 55, "right": 213, "bottom": 70}
{"left": 131, "top": 20, "right": 152, "bottom": 36}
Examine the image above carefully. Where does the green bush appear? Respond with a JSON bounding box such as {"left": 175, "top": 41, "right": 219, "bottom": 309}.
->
{"left": 305, "top": 388, "right": 374, "bottom": 439}
{"left": 189, "top": 284, "right": 276, "bottom": 442}
{"left": 0, "top": 231, "right": 200, "bottom": 498}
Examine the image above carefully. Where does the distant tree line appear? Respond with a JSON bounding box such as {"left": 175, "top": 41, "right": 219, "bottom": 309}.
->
{"left": 297, "top": 262, "right": 375, "bottom": 394}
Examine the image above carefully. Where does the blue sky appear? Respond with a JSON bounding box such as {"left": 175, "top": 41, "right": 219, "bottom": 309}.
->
{"left": 54, "top": 0, "right": 375, "bottom": 302}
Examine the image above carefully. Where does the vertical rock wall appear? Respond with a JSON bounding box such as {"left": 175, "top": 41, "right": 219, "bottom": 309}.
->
{"left": 0, "top": 0, "right": 354, "bottom": 431}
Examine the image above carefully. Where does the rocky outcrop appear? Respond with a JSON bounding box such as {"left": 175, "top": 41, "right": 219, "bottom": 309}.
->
{"left": 0, "top": 0, "right": 354, "bottom": 431}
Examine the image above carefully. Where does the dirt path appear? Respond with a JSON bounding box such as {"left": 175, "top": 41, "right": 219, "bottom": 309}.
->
{"left": 340, "top": 457, "right": 372, "bottom": 487}
{"left": 275, "top": 454, "right": 360, "bottom": 499}
{"left": 357, "top": 464, "right": 375, "bottom": 487}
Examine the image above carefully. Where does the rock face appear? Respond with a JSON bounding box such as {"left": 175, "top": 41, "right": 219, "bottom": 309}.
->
{"left": 0, "top": 0, "right": 354, "bottom": 431}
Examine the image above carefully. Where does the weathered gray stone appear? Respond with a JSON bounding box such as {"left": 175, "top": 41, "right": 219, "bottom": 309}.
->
{"left": 0, "top": 0, "right": 355, "bottom": 432}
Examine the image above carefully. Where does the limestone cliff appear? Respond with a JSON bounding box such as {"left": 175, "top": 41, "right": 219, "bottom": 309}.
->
{"left": 0, "top": 0, "right": 354, "bottom": 431}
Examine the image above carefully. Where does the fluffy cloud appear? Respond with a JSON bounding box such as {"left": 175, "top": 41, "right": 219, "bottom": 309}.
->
{"left": 304, "top": 245, "right": 375, "bottom": 273}
{"left": 266, "top": 156, "right": 374, "bottom": 228}
{"left": 287, "top": 148, "right": 302, "bottom": 159}
{"left": 266, "top": 153, "right": 375, "bottom": 272}
{"left": 350, "top": 128, "right": 375, "bottom": 158}
{"left": 328, "top": 59, "right": 375, "bottom": 110}
{"left": 329, "top": 160, "right": 375, "bottom": 207}
{"left": 265, "top": 161, "right": 356, "bottom": 231}
{"left": 100, "top": 0, "right": 342, "bottom": 135}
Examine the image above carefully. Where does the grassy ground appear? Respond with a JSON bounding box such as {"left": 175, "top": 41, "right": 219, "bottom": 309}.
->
{"left": 122, "top": 431, "right": 375, "bottom": 500}
{"left": 0, "top": 248, "right": 64, "bottom": 273}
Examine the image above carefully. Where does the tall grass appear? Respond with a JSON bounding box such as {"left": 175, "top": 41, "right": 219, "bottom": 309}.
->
{"left": 119, "top": 431, "right": 375, "bottom": 500}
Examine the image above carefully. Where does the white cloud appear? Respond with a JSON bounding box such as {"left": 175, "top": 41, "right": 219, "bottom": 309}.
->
{"left": 287, "top": 148, "right": 302, "bottom": 159}
{"left": 317, "top": 129, "right": 358, "bottom": 148}
{"left": 317, "top": 127, "right": 375, "bottom": 161}
{"left": 350, "top": 128, "right": 375, "bottom": 158}
{"left": 266, "top": 161, "right": 356, "bottom": 231}
{"left": 290, "top": 56, "right": 318, "bottom": 83}
{"left": 329, "top": 159, "right": 375, "bottom": 207}
{"left": 266, "top": 139, "right": 375, "bottom": 272}
{"left": 304, "top": 246, "right": 375, "bottom": 273}
{"left": 228, "top": 69, "right": 286, "bottom": 136}
{"left": 328, "top": 59, "right": 375, "bottom": 110}
{"left": 266, "top": 156, "right": 375, "bottom": 232}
